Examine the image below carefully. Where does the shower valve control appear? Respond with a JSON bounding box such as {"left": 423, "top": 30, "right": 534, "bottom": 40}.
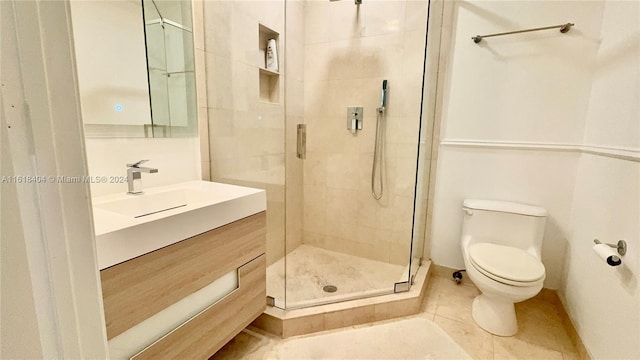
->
{"left": 347, "top": 106, "right": 363, "bottom": 134}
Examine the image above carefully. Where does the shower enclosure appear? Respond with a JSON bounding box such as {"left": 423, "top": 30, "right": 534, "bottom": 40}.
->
{"left": 206, "top": 0, "right": 433, "bottom": 310}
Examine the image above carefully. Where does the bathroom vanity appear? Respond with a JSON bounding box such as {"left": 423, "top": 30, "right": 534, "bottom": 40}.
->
{"left": 93, "top": 181, "right": 267, "bottom": 359}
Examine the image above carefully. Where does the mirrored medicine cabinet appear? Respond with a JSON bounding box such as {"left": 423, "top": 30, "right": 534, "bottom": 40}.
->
{"left": 70, "top": 0, "right": 197, "bottom": 138}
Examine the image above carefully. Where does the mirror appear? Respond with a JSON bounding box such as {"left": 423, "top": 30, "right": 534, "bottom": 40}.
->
{"left": 70, "top": 0, "right": 197, "bottom": 138}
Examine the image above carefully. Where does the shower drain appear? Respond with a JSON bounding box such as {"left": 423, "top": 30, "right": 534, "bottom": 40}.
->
{"left": 323, "top": 285, "right": 338, "bottom": 293}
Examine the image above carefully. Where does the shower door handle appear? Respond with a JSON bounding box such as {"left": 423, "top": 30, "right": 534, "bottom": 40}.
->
{"left": 297, "top": 124, "right": 306, "bottom": 159}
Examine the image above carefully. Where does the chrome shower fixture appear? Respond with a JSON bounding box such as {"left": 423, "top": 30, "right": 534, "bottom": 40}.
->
{"left": 371, "top": 80, "right": 388, "bottom": 200}
{"left": 379, "top": 79, "right": 388, "bottom": 112}
{"left": 330, "top": 0, "right": 362, "bottom": 4}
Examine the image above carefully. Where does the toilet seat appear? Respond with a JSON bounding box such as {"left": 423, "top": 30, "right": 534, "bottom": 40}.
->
{"left": 469, "top": 243, "right": 545, "bottom": 287}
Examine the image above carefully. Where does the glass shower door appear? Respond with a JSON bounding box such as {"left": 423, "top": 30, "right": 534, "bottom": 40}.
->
{"left": 283, "top": 0, "right": 431, "bottom": 309}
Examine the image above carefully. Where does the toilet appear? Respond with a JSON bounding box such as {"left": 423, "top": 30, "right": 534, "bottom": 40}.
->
{"left": 460, "top": 199, "right": 547, "bottom": 336}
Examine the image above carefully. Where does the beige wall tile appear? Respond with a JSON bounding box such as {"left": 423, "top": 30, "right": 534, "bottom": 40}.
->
{"left": 203, "top": 1, "right": 232, "bottom": 56}
{"left": 405, "top": 0, "right": 429, "bottom": 32}
{"left": 304, "top": 0, "right": 362, "bottom": 45}
{"left": 362, "top": 0, "right": 407, "bottom": 37}
{"left": 421, "top": 284, "right": 439, "bottom": 316}
{"left": 251, "top": 313, "right": 283, "bottom": 337}
{"left": 325, "top": 217, "right": 357, "bottom": 242}
{"left": 303, "top": 152, "right": 327, "bottom": 186}
{"left": 283, "top": 314, "right": 324, "bottom": 338}
{"left": 355, "top": 225, "right": 376, "bottom": 245}
{"left": 326, "top": 187, "right": 358, "bottom": 224}
{"left": 191, "top": 1, "right": 205, "bottom": 51}
{"left": 304, "top": 42, "right": 332, "bottom": 82}
{"left": 323, "top": 305, "right": 375, "bottom": 331}
{"left": 389, "top": 242, "right": 410, "bottom": 266}
{"left": 355, "top": 240, "right": 390, "bottom": 263}
{"left": 198, "top": 107, "right": 210, "bottom": 164}
{"left": 303, "top": 81, "right": 330, "bottom": 118}
{"left": 402, "top": 30, "right": 428, "bottom": 78}
{"left": 374, "top": 298, "right": 420, "bottom": 321}
{"left": 205, "top": 53, "right": 234, "bottom": 110}
{"left": 326, "top": 153, "right": 360, "bottom": 190}
{"left": 328, "top": 79, "right": 365, "bottom": 117}
{"left": 195, "top": 49, "right": 208, "bottom": 107}
{"left": 361, "top": 33, "right": 404, "bottom": 79}
{"left": 356, "top": 191, "right": 379, "bottom": 228}
{"left": 303, "top": 231, "right": 326, "bottom": 248}
{"left": 200, "top": 160, "right": 210, "bottom": 181}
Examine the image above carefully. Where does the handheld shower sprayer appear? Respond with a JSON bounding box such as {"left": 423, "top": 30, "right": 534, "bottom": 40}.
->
{"left": 372, "top": 80, "right": 388, "bottom": 200}
{"left": 379, "top": 80, "right": 388, "bottom": 113}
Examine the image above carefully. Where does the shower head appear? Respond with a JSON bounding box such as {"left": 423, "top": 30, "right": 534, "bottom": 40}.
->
{"left": 329, "top": 0, "right": 362, "bottom": 4}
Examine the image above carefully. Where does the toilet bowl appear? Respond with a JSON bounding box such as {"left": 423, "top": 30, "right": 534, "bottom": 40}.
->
{"left": 460, "top": 199, "right": 547, "bottom": 336}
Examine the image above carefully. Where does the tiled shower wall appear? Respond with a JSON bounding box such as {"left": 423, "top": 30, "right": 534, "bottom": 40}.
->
{"left": 201, "top": 1, "right": 293, "bottom": 266}
{"left": 302, "top": 0, "right": 428, "bottom": 265}
{"left": 201, "top": 0, "right": 428, "bottom": 268}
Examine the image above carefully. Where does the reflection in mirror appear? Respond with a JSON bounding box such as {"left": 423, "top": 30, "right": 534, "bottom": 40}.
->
{"left": 71, "top": 0, "right": 152, "bottom": 136}
{"left": 143, "top": 0, "right": 197, "bottom": 137}
{"left": 70, "top": 0, "right": 197, "bottom": 138}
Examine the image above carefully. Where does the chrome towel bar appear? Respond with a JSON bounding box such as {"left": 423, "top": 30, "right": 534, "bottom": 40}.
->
{"left": 472, "top": 23, "right": 574, "bottom": 43}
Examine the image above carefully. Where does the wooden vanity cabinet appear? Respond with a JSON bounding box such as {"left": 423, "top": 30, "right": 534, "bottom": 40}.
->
{"left": 100, "top": 212, "right": 266, "bottom": 359}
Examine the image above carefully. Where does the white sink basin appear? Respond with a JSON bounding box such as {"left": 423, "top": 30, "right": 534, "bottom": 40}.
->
{"left": 92, "top": 180, "right": 266, "bottom": 270}
{"left": 96, "top": 188, "right": 210, "bottom": 218}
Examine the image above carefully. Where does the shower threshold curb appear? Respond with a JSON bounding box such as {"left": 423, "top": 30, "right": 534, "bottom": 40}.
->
{"left": 251, "top": 261, "right": 432, "bottom": 338}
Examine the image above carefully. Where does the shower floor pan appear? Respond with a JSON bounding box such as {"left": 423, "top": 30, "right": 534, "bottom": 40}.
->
{"left": 256, "top": 245, "right": 431, "bottom": 338}
{"left": 266, "top": 244, "right": 408, "bottom": 309}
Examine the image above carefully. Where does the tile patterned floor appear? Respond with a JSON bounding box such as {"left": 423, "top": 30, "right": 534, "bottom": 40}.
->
{"left": 423, "top": 276, "right": 578, "bottom": 360}
{"left": 211, "top": 273, "right": 579, "bottom": 360}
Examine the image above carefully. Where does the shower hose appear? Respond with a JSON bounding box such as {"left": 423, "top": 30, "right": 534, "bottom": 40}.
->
{"left": 371, "top": 106, "right": 386, "bottom": 200}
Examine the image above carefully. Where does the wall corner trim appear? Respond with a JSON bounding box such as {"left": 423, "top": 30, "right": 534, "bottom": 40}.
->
{"left": 440, "top": 139, "right": 640, "bottom": 162}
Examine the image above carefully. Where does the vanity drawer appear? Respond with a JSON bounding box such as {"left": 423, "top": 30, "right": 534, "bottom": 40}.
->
{"left": 132, "top": 254, "right": 266, "bottom": 359}
{"left": 100, "top": 211, "right": 266, "bottom": 340}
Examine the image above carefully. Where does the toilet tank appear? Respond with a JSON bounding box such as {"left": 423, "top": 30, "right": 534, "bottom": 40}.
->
{"left": 461, "top": 199, "right": 547, "bottom": 258}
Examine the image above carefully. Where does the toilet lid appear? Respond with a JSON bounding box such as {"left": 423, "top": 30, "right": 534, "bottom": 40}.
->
{"left": 469, "top": 243, "right": 545, "bottom": 284}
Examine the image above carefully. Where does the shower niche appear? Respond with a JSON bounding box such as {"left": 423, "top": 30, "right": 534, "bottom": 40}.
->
{"left": 258, "top": 24, "right": 280, "bottom": 104}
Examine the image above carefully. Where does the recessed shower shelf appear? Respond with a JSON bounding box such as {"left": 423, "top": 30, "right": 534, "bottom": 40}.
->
{"left": 258, "top": 24, "right": 280, "bottom": 103}
{"left": 259, "top": 67, "right": 279, "bottom": 77}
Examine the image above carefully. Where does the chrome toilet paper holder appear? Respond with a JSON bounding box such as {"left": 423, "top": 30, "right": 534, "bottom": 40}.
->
{"left": 593, "top": 239, "right": 627, "bottom": 256}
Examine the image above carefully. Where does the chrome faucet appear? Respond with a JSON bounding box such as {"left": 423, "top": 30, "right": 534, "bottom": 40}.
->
{"left": 126, "top": 160, "right": 158, "bottom": 195}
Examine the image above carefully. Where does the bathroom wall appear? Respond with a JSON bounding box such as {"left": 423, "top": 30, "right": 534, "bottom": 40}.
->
{"left": 202, "top": 1, "right": 291, "bottom": 266}
{"left": 431, "top": 0, "right": 639, "bottom": 357}
{"left": 1, "top": 121, "right": 43, "bottom": 359}
{"left": 560, "top": 1, "right": 639, "bottom": 358}
{"left": 429, "top": 0, "right": 605, "bottom": 289}
{"left": 73, "top": 0, "right": 203, "bottom": 198}
{"left": 84, "top": 138, "right": 201, "bottom": 197}
{"left": 302, "top": 0, "right": 428, "bottom": 265}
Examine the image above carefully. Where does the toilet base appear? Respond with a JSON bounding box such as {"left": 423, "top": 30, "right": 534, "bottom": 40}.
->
{"left": 472, "top": 294, "right": 517, "bottom": 336}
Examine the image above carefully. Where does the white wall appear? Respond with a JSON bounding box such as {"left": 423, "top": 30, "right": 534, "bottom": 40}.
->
{"left": 564, "top": 154, "right": 639, "bottom": 359}
{"left": 1, "top": 97, "right": 44, "bottom": 360}
{"left": 560, "top": 1, "right": 640, "bottom": 358}
{"left": 430, "top": 0, "right": 604, "bottom": 289}
{"left": 85, "top": 138, "right": 201, "bottom": 197}
{"left": 3, "top": 1, "right": 109, "bottom": 357}
{"left": 432, "top": 147, "right": 579, "bottom": 288}
{"left": 431, "top": 0, "right": 639, "bottom": 357}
